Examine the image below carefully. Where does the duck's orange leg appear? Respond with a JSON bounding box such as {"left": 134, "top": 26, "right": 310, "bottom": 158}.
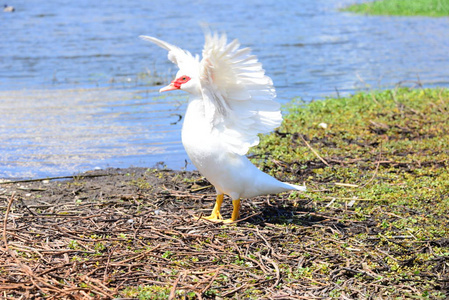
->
{"left": 198, "top": 194, "right": 224, "bottom": 222}
{"left": 195, "top": 195, "right": 241, "bottom": 224}
{"left": 222, "top": 199, "right": 241, "bottom": 224}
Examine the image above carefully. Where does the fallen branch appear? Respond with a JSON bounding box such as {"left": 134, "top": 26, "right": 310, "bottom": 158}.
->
{"left": 298, "top": 134, "right": 330, "bottom": 167}
{"left": 0, "top": 173, "right": 111, "bottom": 185}
{"left": 2, "top": 192, "right": 15, "bottom": 252}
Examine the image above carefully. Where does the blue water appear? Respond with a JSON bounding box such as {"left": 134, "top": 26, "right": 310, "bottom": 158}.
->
{"left": 1, "top": 0, "right": 449, "bottom": 178}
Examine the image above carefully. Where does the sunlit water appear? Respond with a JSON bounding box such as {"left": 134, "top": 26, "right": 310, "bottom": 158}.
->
{"left": 1, "top": 0, "right": 449, "bottom": 178}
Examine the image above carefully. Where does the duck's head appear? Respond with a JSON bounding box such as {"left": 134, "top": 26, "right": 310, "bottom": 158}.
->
{"left": 160, "top": 70, "right": 200, "bottom": 95}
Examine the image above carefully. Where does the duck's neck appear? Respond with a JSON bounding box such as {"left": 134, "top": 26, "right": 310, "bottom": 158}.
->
{"left": 181, "top": 95, "right": 214, "bottom": 158}
{"left": 182, "top": 95, "right": 208, "bottom": 133}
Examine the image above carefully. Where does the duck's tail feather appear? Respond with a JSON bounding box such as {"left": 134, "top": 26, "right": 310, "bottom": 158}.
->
{"left": 283, "top": 182, "right": 307, "bottom": 192}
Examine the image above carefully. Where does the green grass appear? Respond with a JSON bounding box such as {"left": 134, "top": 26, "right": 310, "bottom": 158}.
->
{"left": 121, "top": 285, "right": 189, "bottom": 300}
{"left": 342, "top": 0, "right": 449, "bottom": 17}
{"left": 252, "top": 87, "right": 449, "bottom": 237}
{"left": 253, "top": 87, "right": 449, "bottom": 235}
{"left": 246, "top": 87, "right": 449, "bottom": 297}
{"left": 254, "top": 87, "right": 449, "bottom": 193}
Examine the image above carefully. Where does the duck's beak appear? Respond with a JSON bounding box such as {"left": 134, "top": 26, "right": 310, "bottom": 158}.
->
{"left": 159, "top": 82, "right": 179, "bottom": 92}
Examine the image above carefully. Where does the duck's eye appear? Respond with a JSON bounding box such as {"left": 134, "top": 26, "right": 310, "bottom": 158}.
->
{"left": 173, "top": 76, "right": 191, "bottom": 88}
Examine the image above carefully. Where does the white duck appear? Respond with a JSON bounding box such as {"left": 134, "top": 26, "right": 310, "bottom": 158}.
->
{"left": 140, "top": 31, "right": 306, "bottom": 223}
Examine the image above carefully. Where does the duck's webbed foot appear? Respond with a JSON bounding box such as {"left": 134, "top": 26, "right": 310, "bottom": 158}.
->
{"left": 195, "top": 194, "right": 224, "bottom": 222}
{"left": 195, "top": 195, "right": 241, "bottom": 224}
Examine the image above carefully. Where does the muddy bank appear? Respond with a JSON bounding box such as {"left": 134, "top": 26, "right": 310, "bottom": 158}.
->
{"left": 1, "top": 166, "right": 447, "bottom": 299}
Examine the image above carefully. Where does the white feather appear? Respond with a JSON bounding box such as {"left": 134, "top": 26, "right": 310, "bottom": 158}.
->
{"left": 139, "top": 35, "right": 200, "bottom": 77}
{"left": 199, "top": 32, "right": 282, "bottom": 155}
{"left": 140, "top": 31, "right": 306, "bottom": 205}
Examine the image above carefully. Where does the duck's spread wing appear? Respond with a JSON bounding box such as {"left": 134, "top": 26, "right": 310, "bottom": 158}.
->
{"left": 200, "top": 32, "right": 282, "bottom": 155}
{"left": 139, "top": 35, "right": 199, "bottom": 72}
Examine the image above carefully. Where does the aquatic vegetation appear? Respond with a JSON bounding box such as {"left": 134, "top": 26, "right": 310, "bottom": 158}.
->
{"left": 342, "top": 0, "right": 449, "bottom": 17}
{"left": 253, "top": 87, "right": 449, "bottom": 203}
{"left": 253, "top": 87, "right": 449, "bottom": 245}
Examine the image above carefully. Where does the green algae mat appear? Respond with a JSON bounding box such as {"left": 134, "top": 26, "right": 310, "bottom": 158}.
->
{"left": 1, "top": 88, "right": 448, "bottom": 299}
{"left": 342, "top": 0, "right": 449, "bottom": 17}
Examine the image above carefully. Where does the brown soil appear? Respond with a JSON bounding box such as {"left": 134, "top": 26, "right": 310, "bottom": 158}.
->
{"left": 0, "top": 167, "right": 447, "bottom": 299}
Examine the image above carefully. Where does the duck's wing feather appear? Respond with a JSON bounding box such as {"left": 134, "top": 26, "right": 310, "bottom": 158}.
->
{"left": 139, "top": 35, "right": 200, "bottom": 74}
{"left": 200, "top": 32, "right": 282, "bottom": 155}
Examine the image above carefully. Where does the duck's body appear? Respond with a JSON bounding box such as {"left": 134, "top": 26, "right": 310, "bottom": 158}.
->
{"left": 141, "top": 31, "right": 305, "bottom": 223}
{"left": 182, "top": 96, "right": 302, "bottom": 200}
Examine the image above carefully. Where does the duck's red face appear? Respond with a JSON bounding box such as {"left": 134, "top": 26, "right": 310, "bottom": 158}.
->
{"left": 159, "top": 75, "right": 191, "bottom": 92}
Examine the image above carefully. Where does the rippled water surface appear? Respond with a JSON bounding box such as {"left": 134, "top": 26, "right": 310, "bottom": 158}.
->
{"left": 1, "top": 0, "right": 449, "bottom": 178}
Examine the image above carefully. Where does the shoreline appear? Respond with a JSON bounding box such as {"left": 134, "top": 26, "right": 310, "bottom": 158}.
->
{"left": 1, "top": 87, "right": 448, "bottom": 298}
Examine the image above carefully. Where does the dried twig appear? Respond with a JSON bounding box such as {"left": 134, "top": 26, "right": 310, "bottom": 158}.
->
{"left": 0, "top": 173, "right": 110, "bottom": 185}
{"left": 168, "top": 271, "right": 184, "bottom": 300}
{"left": 2, "top": 192, "right": 15, "bottom": 252}
{"left": 298, "top": 134, "right": 330, "bottom": 167}
{"left": 0, "top": 168, "right": 445, "bottom": 299}
{"left": 360, "top": 143, "right": 383, "bottom": 188}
